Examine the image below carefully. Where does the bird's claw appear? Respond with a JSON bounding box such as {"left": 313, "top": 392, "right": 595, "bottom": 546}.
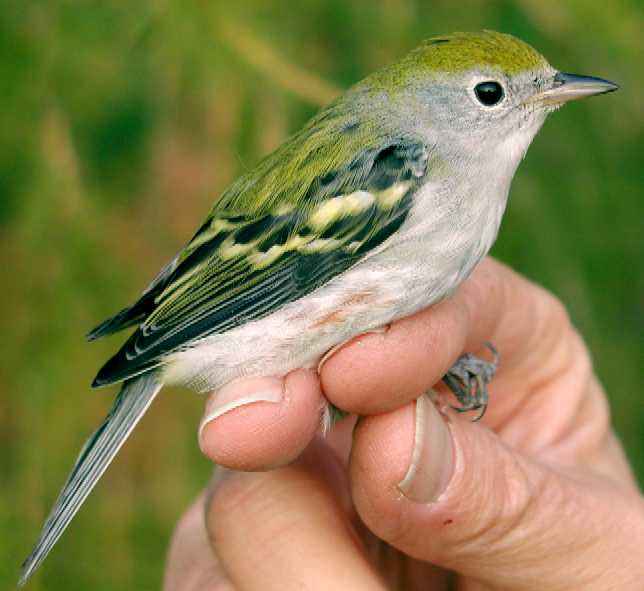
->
{"left": 442, "top": 342, "right": 498, "bottom": 421}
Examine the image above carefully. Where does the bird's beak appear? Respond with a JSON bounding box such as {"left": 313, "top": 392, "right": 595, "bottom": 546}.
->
{"left": 527, "top": 72, "right": 618, "bottom": 106}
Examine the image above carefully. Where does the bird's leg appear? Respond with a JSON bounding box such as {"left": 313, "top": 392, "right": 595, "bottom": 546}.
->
{"left": 319, "top": 401, "right": 349, "bottom": 436}
{"left": 442, "top": 342, "right": 499, "bottom": 421}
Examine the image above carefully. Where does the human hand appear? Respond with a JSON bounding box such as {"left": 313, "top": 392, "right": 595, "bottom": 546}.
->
{"left": 164, "top": 257, "right": 644, "bottom": 590}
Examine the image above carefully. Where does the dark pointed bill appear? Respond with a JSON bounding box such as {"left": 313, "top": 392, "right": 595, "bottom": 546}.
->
{"left": 529, "top": 72, "right": 619, "bottom": 106}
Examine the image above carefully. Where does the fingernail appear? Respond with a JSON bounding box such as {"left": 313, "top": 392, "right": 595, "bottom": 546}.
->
{"left": 198, "top": 377, "right": 284, "bottom": 441}
{"left": 397, "top": 392, "right": 454, "bottom": 503}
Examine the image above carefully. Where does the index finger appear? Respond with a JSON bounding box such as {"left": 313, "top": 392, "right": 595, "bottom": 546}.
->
{"left": 320, "top": 257, "right": 578, "bottom": 423}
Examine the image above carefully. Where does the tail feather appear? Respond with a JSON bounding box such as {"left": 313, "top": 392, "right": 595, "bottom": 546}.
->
{"left": 19, "top": 373, "right": 162, "bottom": 586}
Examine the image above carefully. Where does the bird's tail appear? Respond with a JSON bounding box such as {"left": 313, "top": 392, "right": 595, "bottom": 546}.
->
{"left": 19, "top": 372, "right": 162, "bottom": 586}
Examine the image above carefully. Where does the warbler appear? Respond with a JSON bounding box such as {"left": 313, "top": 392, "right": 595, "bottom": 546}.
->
{"left": 20, "top": 30, "right": 617, "bottom": 585}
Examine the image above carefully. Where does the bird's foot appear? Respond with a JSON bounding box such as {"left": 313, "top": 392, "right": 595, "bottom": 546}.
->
{"left": 442, "top": 342, "right": 498, "bottom": 421}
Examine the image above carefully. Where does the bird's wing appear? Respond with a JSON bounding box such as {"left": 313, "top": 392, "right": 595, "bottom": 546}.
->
{"left": 92, "top": 117, "right": 429, "bottom": 386}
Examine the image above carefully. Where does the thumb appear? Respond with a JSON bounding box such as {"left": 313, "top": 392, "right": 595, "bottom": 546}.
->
{"left": 349, "top": 394, "right": 639, "bottom": 591}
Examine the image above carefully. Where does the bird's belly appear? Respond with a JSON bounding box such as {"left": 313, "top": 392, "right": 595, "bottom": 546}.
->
{"left": 163, "top": 238, "right": 476, "bottom": 393}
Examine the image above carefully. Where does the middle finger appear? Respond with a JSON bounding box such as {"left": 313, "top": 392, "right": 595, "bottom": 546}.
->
{"left": 206, "top": 441, "right": 388, "bottom": 590}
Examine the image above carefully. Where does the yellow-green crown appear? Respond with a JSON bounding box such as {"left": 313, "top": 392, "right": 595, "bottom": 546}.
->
{"left": 405, "top": 30, "right": 549, "bottom": 75}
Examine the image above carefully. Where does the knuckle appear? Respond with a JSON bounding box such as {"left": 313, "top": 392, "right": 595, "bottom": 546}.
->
{"left": 171, "top": 507, "right": 198, "bottom": 545}
{"left": 538, "top": 286, "right": 572, "bottom": 334}
{"left": 548, "top": 295, "right": 571, "bottom": 332}
{"left": 207, "top": 471, "right": 257, "bottom": 524}
{"left": 205, "top": 472, "right": 262, "bottom": 545}
{"left": 206, "top": 469, "right": 305, "bottom": 550}
{"left": 424, "top": 310, "right": 462, "bottom": 372}
{"left": 524, "top": 286, "right": 586, "bottom": 379}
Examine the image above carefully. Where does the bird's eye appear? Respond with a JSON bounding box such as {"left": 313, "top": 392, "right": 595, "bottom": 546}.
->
{"left": 474, "top": 81, "right": 504, "bottom": 106}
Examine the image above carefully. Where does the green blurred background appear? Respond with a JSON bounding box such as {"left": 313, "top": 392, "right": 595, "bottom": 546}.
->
{"left": 1, "top": 0, "right": 642, "bottom": 588}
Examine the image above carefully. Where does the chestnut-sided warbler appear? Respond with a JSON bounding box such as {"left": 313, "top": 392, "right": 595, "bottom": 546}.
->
{"left": 20, "top": 30, "right": 617, "bottom": 585}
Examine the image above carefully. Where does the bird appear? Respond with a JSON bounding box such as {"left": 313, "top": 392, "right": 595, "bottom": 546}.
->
{"left": 20, "top": 30, "right": 617, "bottom": 585}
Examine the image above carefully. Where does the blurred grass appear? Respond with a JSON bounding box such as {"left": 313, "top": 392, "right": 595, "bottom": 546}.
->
{"left": 1, "top": 0, "right": 642, "bottom": 588}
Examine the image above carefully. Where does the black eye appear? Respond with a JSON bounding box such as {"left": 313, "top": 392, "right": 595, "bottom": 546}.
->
{"left": 474, "top": 81, "right": 504, "bottom": 106}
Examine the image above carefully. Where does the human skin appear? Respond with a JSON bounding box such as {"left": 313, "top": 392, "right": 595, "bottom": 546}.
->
{"left": 163, "top": 257, "right": 644, "bottom": 591}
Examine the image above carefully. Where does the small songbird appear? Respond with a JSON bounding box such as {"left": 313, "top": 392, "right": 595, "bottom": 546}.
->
{"left": 20, "top": 31, "right": 617, "bottom": 584}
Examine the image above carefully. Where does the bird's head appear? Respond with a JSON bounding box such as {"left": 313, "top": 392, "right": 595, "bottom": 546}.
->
{"left": 358, "top": 31, "right": 617, "bottom": 174}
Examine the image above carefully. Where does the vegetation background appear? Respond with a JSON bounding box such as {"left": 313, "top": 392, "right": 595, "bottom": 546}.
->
{"left": 1, "top": 1, "right": 642, "bottom": 588}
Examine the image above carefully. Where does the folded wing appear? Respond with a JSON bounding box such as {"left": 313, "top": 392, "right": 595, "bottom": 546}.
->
{"left": 91, "top": 126, "right": 430, "bottom": 387}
